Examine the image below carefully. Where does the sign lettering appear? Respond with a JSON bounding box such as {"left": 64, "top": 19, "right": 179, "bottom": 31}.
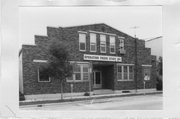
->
{"left": 84, "top": 54, "right": 122, "bottom": 62}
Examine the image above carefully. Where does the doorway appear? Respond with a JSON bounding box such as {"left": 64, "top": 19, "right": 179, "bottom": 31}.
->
{"left": 93, "top": 71, "right": 102, "bottom": 89}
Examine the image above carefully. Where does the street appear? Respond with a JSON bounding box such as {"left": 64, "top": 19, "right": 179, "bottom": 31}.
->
{"left": 20, "top": 94, "right": 162, "bottom": 110}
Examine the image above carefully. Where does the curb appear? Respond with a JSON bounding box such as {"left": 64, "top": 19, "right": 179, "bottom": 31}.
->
{"left": 19, "top": 91, "right": 162, "bottom": 106}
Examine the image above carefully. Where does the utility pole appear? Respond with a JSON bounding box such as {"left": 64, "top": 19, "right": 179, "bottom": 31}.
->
{"left": 131, "top": 26, "right": 139, "bottom": 93}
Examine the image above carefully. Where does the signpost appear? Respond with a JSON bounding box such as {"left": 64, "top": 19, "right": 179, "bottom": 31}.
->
{"left": 143, "top": 74, "right": 150, "bottom": 95}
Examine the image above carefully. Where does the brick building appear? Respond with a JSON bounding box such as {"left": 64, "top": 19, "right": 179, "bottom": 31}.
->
{"left": 19, "top": 23, "right": 156, "bottom": 100}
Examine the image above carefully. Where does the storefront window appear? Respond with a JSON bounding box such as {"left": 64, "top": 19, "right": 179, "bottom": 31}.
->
{"left": 100, "top": 34, "right": 106, "bottom": 53}
{"left": 90, "top": 33, "right": 97, "bottom": 52}
{"left": 110, "top": 36, "right": 115, "bottom": 54}
{"left": 117, "top": 65, "right": 134, "bottom": 81}
{"left": 79, "top": 33, "right": 86, "bottom": 51}
{"left": 71, "top": 63, "right": 89, "bottom": 81}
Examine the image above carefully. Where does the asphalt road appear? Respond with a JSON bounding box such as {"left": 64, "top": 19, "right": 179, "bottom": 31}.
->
{"left": 20, "top": 94, "right": 163, "bottom": 110}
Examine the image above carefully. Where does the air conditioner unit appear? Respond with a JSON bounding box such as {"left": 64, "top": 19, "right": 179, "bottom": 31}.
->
{"left": 119, "top": 49, "right": 126, "bottom": 54}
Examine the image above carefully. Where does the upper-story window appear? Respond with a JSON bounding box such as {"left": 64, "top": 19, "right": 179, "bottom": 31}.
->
{"left": 110, "top": 36, "right": 116, "bottom": 54}
{"left": 100, "top": 34, "right": 106, "bottom": 53}
{"left": 79, "top": 33, "right": 86, "bottom": 51}
{"left": 119, "top": 37, "right": 125, "bottom": 50}
{"left": 90, "top": 33, "right": 97, "bottom": 52}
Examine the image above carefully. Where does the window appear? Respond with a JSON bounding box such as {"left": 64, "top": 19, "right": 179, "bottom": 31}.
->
{"left": 123, "top": 66, "right": 128, "bottom": 80}
{"left": 100, "top": 34, "right": 106, "bottom": 53}
{"left": 38, "top": 67, "right": 50, "bottom": 82}
{"left": 90, "top": 33, "right": 97, "bottom": 52}
{"left": 117, "top": 65, "right": 134, "bottom": 81}
{"left": 119, "top": 37, "right": 124, "bottom": 50}
{"left": 110, "top": 36, "right": 115, "bottom": 54}
{"left": 79, "top": 33, "right": 86, "bottom": 51}
{"left": 70, "top": 63, "right": 89, "bottom": 81}
{"left": 74, "top": 64, "right": 81, "bottom": 80}
{"left": 83, "top": 66, "right": 89, "bottom": 80}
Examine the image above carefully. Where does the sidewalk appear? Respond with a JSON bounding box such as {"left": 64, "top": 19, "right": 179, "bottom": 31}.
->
{"left": 19, "top": 90, "right": 162, "bottom": 106}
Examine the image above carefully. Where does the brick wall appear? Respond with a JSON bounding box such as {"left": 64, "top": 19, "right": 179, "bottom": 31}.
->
{"left": 21, "top": 23, "right": 156, "bottom": 95}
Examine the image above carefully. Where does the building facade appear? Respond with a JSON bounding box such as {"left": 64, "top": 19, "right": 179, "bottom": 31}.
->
{"left": 19, "top": 23, "right": 156, "bottom": 99}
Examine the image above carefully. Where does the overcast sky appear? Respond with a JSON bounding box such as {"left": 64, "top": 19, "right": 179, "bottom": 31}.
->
{"left": 19, "top": 6, "right": 162, "bottom": 45}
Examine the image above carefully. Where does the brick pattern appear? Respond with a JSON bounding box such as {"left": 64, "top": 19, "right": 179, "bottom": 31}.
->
{"left": 21, "top": 23, "right": 156, "bottom": 95}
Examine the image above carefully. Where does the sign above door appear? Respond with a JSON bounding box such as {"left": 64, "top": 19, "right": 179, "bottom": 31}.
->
{"left": 84, "top": 54, "right": 122, "bottom": 62}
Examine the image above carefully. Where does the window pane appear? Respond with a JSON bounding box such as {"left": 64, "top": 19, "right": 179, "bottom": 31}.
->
{"left": 80, "top": 43, "right": 85, "bottom": 50}
{"left": 129, "top": 73, "right": 133, "bottom": 80}
{"left": 39, "top": 67, "right": 49, "bottom": 81}
{"left": 75, "top": 73, "right": 81, "bottom": 80}
{"left": 90, "top": 33, "right": 96, "bottom": 43}
{"left": 124, "top": 73, "right": 128, "bottom": 80}
{"left": 117, "top": 66, "right": 122, "bottom": 72}
{"left": 110, "top": 45, "right": 115, "bottom": 53}
{"left": 74, "top": 65, "right": 80, "bottom": 72}
{"left": 79, "top": 33, "right": 86, "bottom": 43}
{"left": 83, "top": 67, "right": 88, "bottom": 72}
{"left": 83, "top": 73, "right": 89, "bottom": 80}
{"left": 110, "top": 36, "right": 115, "bottom": 44}
{"left": 90, "top": 44, "right": 96, "bottom": 51}
{"left": 100, "top": 35, "right": 106, "bottom": 42}
{"left": 129, "top": 66, "right": 134, "bottom": 73}
{"left": 124, "top": 66, "right": 127, "bottom": 72}
{"left": 100, "top": 45, "right": 106, "bottom": 52}
{"left": 123, "top": 66, "right": 128, "bottom": 80}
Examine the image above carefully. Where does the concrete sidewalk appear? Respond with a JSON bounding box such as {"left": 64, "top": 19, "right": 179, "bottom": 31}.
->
{"left": 19, "top": 90, "right": 162, "bottom": 106}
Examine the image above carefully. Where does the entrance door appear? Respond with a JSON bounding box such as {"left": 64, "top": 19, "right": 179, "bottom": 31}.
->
{"left": 93, "top": 71, "right": 102, "bottom": 89}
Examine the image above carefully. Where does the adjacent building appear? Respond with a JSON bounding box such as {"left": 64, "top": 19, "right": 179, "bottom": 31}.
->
{"left": 19, "top": 23, "right": 157, "bottom": 100}
{"left": 145, "top": 36, "right": 162, "bottom": 60}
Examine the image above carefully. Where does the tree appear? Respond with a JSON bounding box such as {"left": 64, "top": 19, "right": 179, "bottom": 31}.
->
{"left": 156, "top": 56, "right": 163, "bottom": 90}
{"left": 44, "top": 40, "right": 73, "bottom": 100}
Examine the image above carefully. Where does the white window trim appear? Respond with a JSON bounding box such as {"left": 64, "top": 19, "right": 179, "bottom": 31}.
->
{"left": 79, "top": 33, "right": 86, "bottom": 52}
{"left": 110, "top": 36, "right": 116, "bottom": 54}
{"left": 67, "top": 62, "right": 90, "bottom": 82}
{"left": 100, "top": 35, "right": 106, "bottom": 53}
{"left": 37, "top": 68, "right": 51, "bottom": 82}
{"left": 117, "top": 65, "right": 134, "bottom": 81}
{"left": 90, "top": 33, "right": 97, "bottom": 52}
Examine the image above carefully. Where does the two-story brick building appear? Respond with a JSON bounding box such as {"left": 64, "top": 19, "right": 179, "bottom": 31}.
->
{"left": 19, "top": 23, "right": 156, "bottom": 100}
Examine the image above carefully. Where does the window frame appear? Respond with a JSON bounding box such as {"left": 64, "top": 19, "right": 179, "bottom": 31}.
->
{"left": 117, "top": 64, "right": 134, "bottom": 81}
{"left": 37, "top": 67, "right": 51, "bottom": 82}
{"left": 90, "top": 33, "right": 97, "bottom": 52}
{"left": 67, "top": 62, "right": 90, "bottom": 82}
{"left": 100, "top": 34, "right": 106, "bottom": 53}
{"left": 119, "top": 37, "right": 125, "bottom": 51}
{"left": 79, "top": 33, "right": 86, "bottom": 52}
{"left": 109, "top": 36, "right": 116, "bottom": 54}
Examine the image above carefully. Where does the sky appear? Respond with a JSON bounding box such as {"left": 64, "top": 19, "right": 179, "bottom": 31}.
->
{"left": 19, "top": 6, "right": 162, "bottom": 45}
